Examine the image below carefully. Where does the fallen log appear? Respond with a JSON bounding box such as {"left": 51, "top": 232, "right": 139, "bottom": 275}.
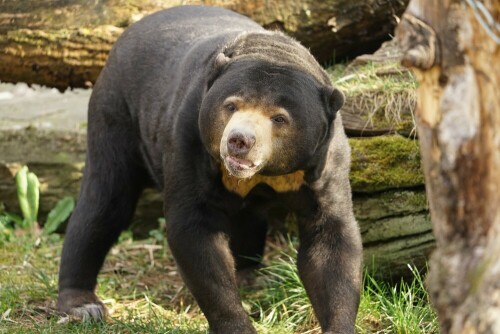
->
{"left": 355, "top": 190, "right": 432, "bottom": 279}
{"left": 0, "top": 0, "right": 408, "bottom": 89}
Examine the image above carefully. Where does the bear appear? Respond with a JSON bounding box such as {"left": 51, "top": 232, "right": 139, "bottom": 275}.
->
{"left": 57, "top": 5, "right": 363, "bottom": 334}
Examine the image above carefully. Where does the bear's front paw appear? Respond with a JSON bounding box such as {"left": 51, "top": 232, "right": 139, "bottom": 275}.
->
{"left": 57, "top": 288, "right": 107, "bottom": 321}
{"left": 66, "top": 303, "right": 106, "bottom": 321}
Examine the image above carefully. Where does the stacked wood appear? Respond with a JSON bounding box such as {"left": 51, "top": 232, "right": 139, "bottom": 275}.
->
{"left": 0, "top": 116, "right": 430, "bottom": 281}
{"left": 0, "top": 0, "right": 408, "bottom": 90}
{"left": 0, "top": 39, "right": 431, "bottom": 280}
{"left": 334, "top": 42, "right": 433, "bottom": 279}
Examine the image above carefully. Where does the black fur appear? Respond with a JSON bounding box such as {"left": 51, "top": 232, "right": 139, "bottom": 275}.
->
{"left": 58, "top": 5, "right": 362, "bottom": 334}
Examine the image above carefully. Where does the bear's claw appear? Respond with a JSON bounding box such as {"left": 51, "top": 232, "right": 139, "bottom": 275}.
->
{"left": 57, "top": 289, "right": 107, "bottom": 321}
{"left": 69, "top": 303, "right": 106, "bottom": 321}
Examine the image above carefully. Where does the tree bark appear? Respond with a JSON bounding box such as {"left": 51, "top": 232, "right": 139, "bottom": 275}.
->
{"left": 0, "top": 0, "right": 408, "bottom": 89}
{"left": 396, "top": 0, "right": 500, "bottom": 332}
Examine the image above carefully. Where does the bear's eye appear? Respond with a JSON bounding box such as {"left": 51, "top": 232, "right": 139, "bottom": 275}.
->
{"left": 272, "top": 115, "right": 287, "bottom": 124}
{"left": 225, "top": 102, "right": 237, "bottom": 113}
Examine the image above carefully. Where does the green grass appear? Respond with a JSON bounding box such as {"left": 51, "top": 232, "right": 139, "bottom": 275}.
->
{"left": 358, "top": 268, "right": 439, "bottom": 334}
{"left": 0, "top": 232, "right": 207, "bottom": 334}
{"left": 329, "top": 62, "right": 417, "bottom": 94}
{"left": 0, "top": 233, "right": 438, "bottom": 334}
{"left": 251, "top": 251, "right": 318, "bottom": 332}
{"left": 249, "top": 239, "right": 439, "bottom": 334}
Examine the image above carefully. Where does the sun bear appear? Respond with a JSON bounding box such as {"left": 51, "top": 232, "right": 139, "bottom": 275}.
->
{"left": 57, "top": 5, "right": 362, "bottom": 334}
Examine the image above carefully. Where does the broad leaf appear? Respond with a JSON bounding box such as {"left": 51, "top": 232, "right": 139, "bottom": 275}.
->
{"left": 43, "top": 197, "right": 75, "bottom": 235}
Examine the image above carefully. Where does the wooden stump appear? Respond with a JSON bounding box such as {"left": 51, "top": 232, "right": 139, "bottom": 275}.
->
{"left": 396, "top": 0, "right": 500, "bottom": 331}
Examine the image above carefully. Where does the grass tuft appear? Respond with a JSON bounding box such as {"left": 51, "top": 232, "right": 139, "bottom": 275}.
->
{"left": 328, "top": 61, "right": 418, "bottom": 136}
{"left": 358, "top": 264, "right": 439, "bottom": 334}
{"left": 250, "top": 239, "right": 438, "bottom": 334}
{"left": 252, "top": 248, "right": 318, "bottom": 333}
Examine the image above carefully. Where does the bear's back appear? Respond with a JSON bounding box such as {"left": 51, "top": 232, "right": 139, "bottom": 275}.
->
{"left": 101, "top": 6, "right": 264, "bottom": 113}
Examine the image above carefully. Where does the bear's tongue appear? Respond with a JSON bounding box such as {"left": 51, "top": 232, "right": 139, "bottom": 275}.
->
{"left": 227, "top": 156, "right": 255, "bottom": 170}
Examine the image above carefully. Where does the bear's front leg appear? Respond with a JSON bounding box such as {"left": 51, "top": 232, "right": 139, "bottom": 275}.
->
{"left": 297, "top": 206, "right": 362, "bottom": 334}
{"left": 165, "top": 204, "right": 256, "bottom": 334}
{"left": 298, "top": 121, "right": 363, "bottom": 334}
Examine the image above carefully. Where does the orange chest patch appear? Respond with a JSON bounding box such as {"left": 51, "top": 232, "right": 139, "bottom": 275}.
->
{"left": 221, "top": 165, "right": 305, "bottom": 197}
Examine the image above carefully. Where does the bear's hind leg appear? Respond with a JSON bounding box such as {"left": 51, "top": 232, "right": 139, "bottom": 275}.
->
{"left": 229, "top": 209, "right": 268, "bottom": 287}
{"left": 229, "top": 209, "right": 267, "bottom": 271}
{"left": 57, "top": 165, "right": 144, "bottom": 320}
{"left": 57, "top": 87, "right": 146, "bottom": 320}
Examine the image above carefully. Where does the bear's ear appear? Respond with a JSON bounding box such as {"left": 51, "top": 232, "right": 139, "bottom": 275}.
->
{"left": 215, "top": 52, "right": 230, "bottom": 67}
{"left": 206, "top": 52, "right": 231, "bottom": 91}
{"left": 322, "top": 86, "right": 345, "bottom": 122}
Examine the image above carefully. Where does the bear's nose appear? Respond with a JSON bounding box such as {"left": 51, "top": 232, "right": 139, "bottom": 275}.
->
{"left": 227, "top": 129, "right": 256, "bottom": 157}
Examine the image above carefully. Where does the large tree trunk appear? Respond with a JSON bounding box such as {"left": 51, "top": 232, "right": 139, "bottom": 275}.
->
{"left": 396, "top": 0, "right": 499, "bottom": 332}
{"left": 0, "top": 0, "right": 407, "bottom": 90}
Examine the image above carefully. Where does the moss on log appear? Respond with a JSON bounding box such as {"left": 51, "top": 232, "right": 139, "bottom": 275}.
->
{"left": 353, "top": 189, "right": 427, "bottom": 221}
{"left": 349, "top": 135, "right": 424, "bottom": 192}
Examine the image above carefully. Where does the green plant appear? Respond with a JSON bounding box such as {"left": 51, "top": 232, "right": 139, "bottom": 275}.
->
{"left": 149, "top": 218, "right": 167, "bottom": 242}
{"left": 0, "top": 216, "right": 13, "bottom": 243}
{"left": 359, "top": 265, "right": 439, "bottom": 334}
{"left": 0, "top": 203, "right": 21, "bottom": 244}
{"left": 0, "top": 166, "right": 75, "bottom": 238}
{"left": 43, "top": 196, "right": 75, "bottom": 235}
{"left": 15, "top": 166, "right": 40, "bottom": 228}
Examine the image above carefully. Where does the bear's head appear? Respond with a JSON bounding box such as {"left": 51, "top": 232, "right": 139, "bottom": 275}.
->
{"left": 199, "top": 37, "right": 344, "bottom": 181}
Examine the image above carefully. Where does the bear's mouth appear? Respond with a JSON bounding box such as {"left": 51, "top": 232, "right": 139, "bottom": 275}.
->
{"left": 223, "top": 155, "right": 261, "bottom": 178}
{"left": 226, "top": 156, "right": 257, "bottom": 170}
